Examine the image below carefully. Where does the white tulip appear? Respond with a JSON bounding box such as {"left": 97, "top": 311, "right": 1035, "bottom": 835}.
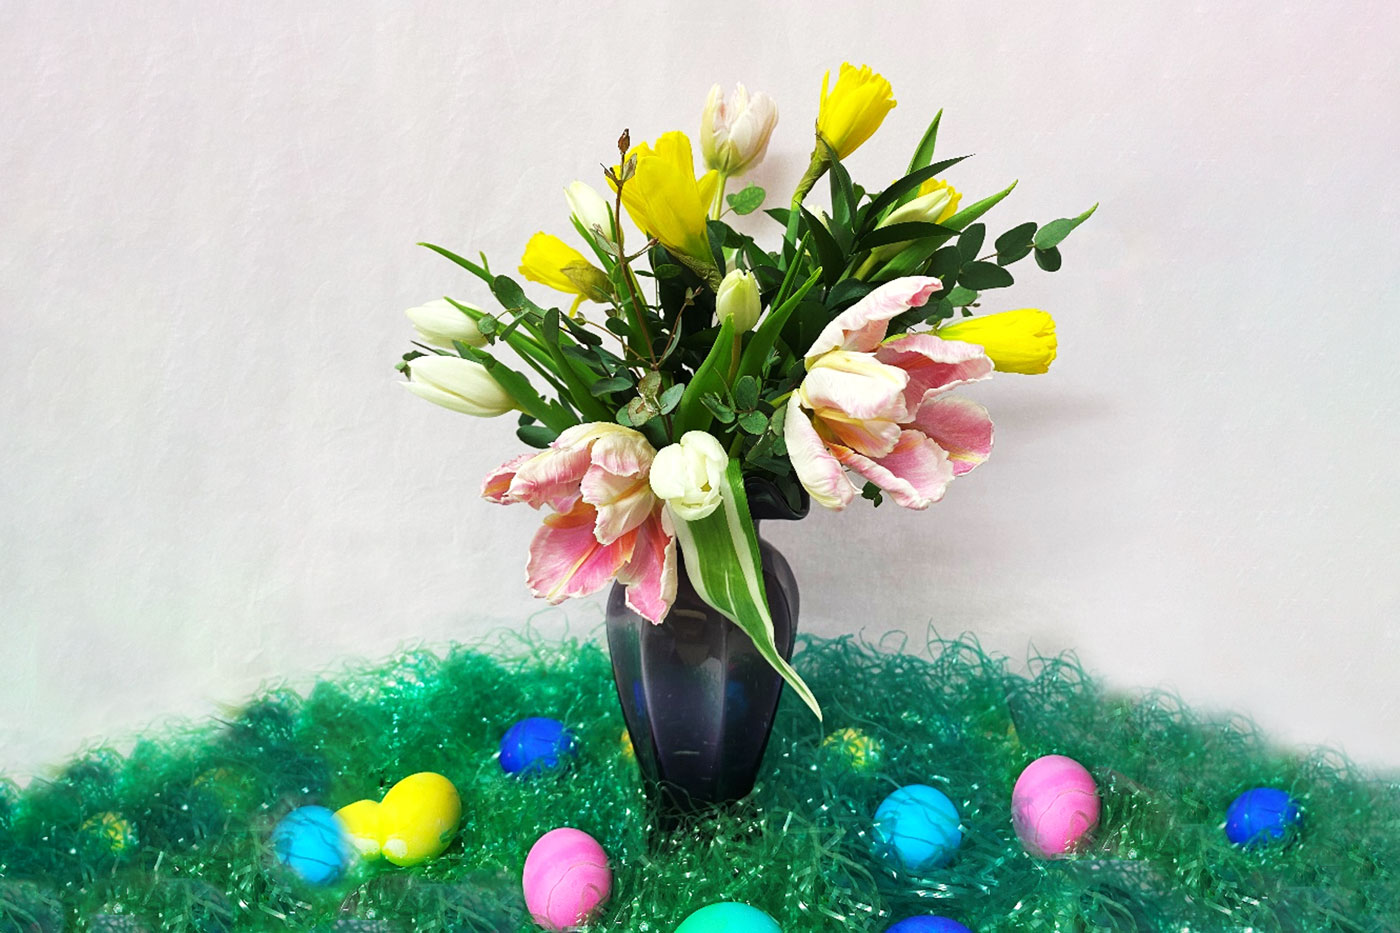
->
{"left": 650, "top": 431, "right": 729, "bottom": 521}
{"left": 403, "top": 355, "right": 515, "bottom": 418}
{"left": 405, "top": 298, "right": 486, "bottom": 349}
{"left": 700, "top": 83, "right": 779, "bottom": 177}
{"left": 565, "top": 180, "right": 616, "bottom": 248}
{"left": 715, "top": 268, "right": 762, "bottom": 333}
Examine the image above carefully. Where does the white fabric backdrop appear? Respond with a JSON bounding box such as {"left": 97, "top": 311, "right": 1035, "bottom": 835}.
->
{"left": 3, "top": 1, "right": 1398, "bottom": 781}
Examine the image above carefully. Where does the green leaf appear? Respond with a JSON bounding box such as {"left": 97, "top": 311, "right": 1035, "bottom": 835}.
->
{"left": 736, "top": 266, "right": 823, "bottom": 380}
{"left": 726, "top": 185, "right": 766, "bottom": 215}
{"left": 958, "top": 261, "right": 1014, "bottom": 290}
{"left": 957, "top": 223, "right": 986, "bottom": 262}
{"left": 516, "top": 424, "right": 557, "bottom": 448}
{"left": 763, "top": 207, "right": 792, "bottom": 227}
{"left": 589, "top": 375, "right": 633, "bottom": 397}
{"left": 861, "top": 482, "right": 884, "bottom": 507}
{"left": 654, "top": 263, "right": 684, "bottom": 279}
{"left": 1033, "top": 203, "right": 1098, "bottom": 250}
{"left": 858, "top": 221, "right": 960, "bottom": 251}
{"left": 701, "top": 392, "right": 736, "bottom": 423}
{"left": 658, "top": 382, "right": 685, "bottom": 415}
{"left": 905, "top": 109, "right": 944, "bottom": 175}
{"left": 945, "top": 286, "right": 979, "bottom": 306}
{"left": 667, "top": 461, "right": 821, "bottom": 719}
{"left": 929, "top": 245, "right": 964, "bottom": 279}
{"left": 490, "top": 274, "right": 543, "bottom": 315}
{"left": 994, "top": 221, "right": 1038, "bottom": 260}
{"left": 673, "top": 317, "right": 736, "bottom": 435}
{"left": 942, "top": 180, "right": 1018, "bottom": 231}
{"left": 418, "top": 242, "right": 493, "bottom": 285}
{"left": 733, "top": 375, "right": 759, "bottom": 411}
{"left": 863, "top": 155, "right": 970, "bottom": 228}
{"left": 828, "top": 152, "right": 857, "bottom": 234}
{"left": 738, "top": 410, "right": 769, "bottom": 435}
{"left": 799, "top": 207, "right": 844, "bottom": 288}
{"left": 827, "top": 279, "right": 873, "bottom": 309}
{"left": 1034, "top": 246, "right": 1063, "bottom": 272}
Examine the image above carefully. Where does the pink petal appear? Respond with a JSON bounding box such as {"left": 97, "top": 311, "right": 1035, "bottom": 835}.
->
{"left": 909, "top": 396, "right": 994, "bottom": 475}
{"left": 831, "top": 429, "right": 954, "bottom": 510}
{"left": 616, "top": 509, "right": 677, "bottom": 623}
{"left": 805, "top": 276, "right": 941, "bottom": 358}
{"left": 481, "top": 453, "right": 534, "bottom": 503}
{"left": 581, "top": 464, "right": 656, "bottom": 544}
{"left": 587, "top": 427, "right": 655, "bottom": 479}
{"left": 799, "top": 352, "right": 909, "bottom": 421}
{"left": 783, "top": 395, "right": 856, "bottom": 510}
{"left": 526, "top": 502, "right": 637, "bottom": 603}
{"left": 509, "top": 443, "right": 591, "bottom": 512}
{"left": 876, "top": 333, "right": 993, "bottom": 412}
{"left": 813, "top": 409, "right": 902, "bottom": 459}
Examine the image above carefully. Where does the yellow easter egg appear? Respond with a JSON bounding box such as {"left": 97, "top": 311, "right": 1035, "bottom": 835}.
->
{"left": 334, "top": 798, "right": 384, "bottom": 860}
{"left": 620, "top": 727, "right": 635, "bottom": 760}
{"left": 377, "top": 772, "right": 462, "bottom": 867}
{"left": 821, "top": 727, "right": 883, "bottom": 773}
{"left": 82, "top": 811, "right": 134, "bottom": 853}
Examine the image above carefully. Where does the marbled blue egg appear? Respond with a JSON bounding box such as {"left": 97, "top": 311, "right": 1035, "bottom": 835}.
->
{"left": 872, "top": 784, "right": 962, "bottom": 872}
{"left": 499, "top": 717, "right": 577, "bottom": 775}
{"left": 272, "top": 805, "right": 351, "bottom": 885}
{"left": 1225, "top": 787, "right": 1301, "bottom": 846}
{"left": 675, "top": 902, "right": 782, "bottom": 932}
{"left": 886, "top": 916, "right": 974, "bottom": 933}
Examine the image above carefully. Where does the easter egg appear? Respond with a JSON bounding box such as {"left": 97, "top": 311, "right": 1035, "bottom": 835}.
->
{"left": 821, "top": 727, "right": 883, "bottom": 773}
{"left": 522, "top": 827, "right": 612, "bottom": 931}
{"left": 81, "top": 811, "right": 135, "bottom": 854}
{"left": 1011, "top": 754, "right": 1100, "bottom": 858}
{"left": 334, "top": 798, "right": 384, "bottom": 860}
{"left": 272, "top": 805, "right": 352, "bottom": 885}
{"left": 620, "top": 727, "right": 635, "bottom": 760}
{"left": 872, "top": 784, "right": 962, "bottom": 872}
{"left": 675, "top": 902, "right": 782, "bottom": 932}
{"left": 501, "top": 717, "right": 578, "bottom": 775}
{"left": 886, "top": 917, "right": 974, "bottom": 933}
{"left": 377, "top": 772, "right": 462, "bottom": 866}
{"left": 1225, "top": 787, "right": 1301, "bottom": 846}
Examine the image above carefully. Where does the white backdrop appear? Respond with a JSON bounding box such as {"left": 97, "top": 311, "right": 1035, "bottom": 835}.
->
{"left": 3, "top": 2, "right": 1399, "bottom": 782}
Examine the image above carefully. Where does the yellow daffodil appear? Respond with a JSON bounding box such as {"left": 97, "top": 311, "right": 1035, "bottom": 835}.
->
{"left": 937, "top": 309, "right": 1058, "bottom": 374}
{"left": 615, "top": 131, "right": 722, "bottom": 287}
{"left": 519, "top": 232, "right": 612, "bottom": 314}
{"left": 816, "top": 63, "right": 896, "bottom": 160}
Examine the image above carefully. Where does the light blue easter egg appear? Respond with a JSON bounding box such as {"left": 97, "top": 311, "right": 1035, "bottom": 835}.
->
{"left": 675, "top": 902, "right": 782, "bottom": 932}
{"left": 272, "top": 805, "right": 351, "bottom": 885}
{"left": 872, "top": 784, "right": 962, "bottom": 872}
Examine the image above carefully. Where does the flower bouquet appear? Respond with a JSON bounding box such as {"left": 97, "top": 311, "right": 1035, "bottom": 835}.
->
{"left": 397, "top": 62, "right": 1093, "bottom": 810}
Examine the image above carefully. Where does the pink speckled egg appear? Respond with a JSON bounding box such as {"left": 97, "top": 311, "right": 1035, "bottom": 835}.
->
{"left": 522, "top": 827, "right": 612, "bottom": 931}
{"left": 1011, "top": 754, "right": 1100, "bottom": 858}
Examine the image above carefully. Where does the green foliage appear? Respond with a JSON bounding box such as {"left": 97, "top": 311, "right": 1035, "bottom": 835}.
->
{"left": 726, "top": 185, "right": 766, "bottom": 215}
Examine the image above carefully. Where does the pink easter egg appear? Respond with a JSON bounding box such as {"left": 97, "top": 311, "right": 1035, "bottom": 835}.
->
{"left": 1011, "top": 754, "right": 1100, "bottom": 858}
{"left": 522, "top": 827, "right": 612, "bottom": 931}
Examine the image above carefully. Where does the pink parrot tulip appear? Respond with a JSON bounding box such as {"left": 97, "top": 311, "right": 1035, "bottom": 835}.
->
{"left": 784, "top": 276, "right": 996, "bottom": 510}
{"left": 481, "top": 422, "right": 677, "bottom": 621}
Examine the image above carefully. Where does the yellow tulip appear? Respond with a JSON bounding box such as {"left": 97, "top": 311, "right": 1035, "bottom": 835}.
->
{"left": 616, "top": 131, "right": 722, "bottom": 287}
{"left": 816, "top": 63, "right": 896, "bottom": 160}
{"left": 519, "top": 232, "right": 612, "bottom": 313}
{"left": 937, "top": 309, "right": 1058, "bottom": 375}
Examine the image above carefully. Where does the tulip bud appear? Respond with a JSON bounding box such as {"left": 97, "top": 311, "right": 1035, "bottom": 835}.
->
{"left": 700, "top": 83, "right": 779, "bottom": 177}
{"left": 715, "top": 269, "right": 762, "bottom": 333}
{"left": 403, "top": 355, "right": 516, "bottom": 417}
{"left": 565, "top": 181, "right": 616, "bottom": 248}
{"left": 405, "top": 298, "right": 486, "bottom": 349}
{"left": 650, "top": 431, "right": 729, "bottom": 521}
{"left": 866, "top": 179, "right": 962, "bottom": 264}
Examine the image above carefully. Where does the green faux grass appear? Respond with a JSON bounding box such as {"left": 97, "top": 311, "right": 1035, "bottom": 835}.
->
{"left": 3, "top": 633, "right": 1398, "bottom": 933}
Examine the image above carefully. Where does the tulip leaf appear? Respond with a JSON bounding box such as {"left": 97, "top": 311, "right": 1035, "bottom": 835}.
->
{"left": 516, "top": 424, "right": 557, "bottom": 449}
{"left": 863, "top": 155, "right": 970, "bottom": 230}
{"left": 538, "top": 309, "right": 612, "bottom": 422}
{"left": 1034, "top": 246, "right": 1063, "bottom": 272}
{"left": 859, "top": 222, "right": 959, "bottom": 251}
{"left": 827, "top": 279, "right": 873, "bottom": 309}
{"left": 957, "top": 223, "right": 986, "bottom": 262}
{"left": 667, "top": 460, "right": 820, "bottom": 719}
{"left": 673, "top": 317, "right": 736, "bottom": 435}
{"left": 958, "top": 261, "right": 1015, "bottom": 290}
{"left": 1033, "top": 203, "right": 1099, "bottom": 250}
{"left": 827, "top": 154, "right": 858, "bottom": 235}
{"left": 942, "top": 180, "right": 1018, "bottom": 231}
{"left": 905, "top": 108, "right": 944, "bottom": 175}
{"left": 418, "top": 242, "right": 493, "bottom": 285}
{"left": 727, "top": 185, "right": 766, "bottom": 216}
{"left": 763, "top": 207, "right": 792, "bottom": 227}
{"left": 799, "top": 207, "right": 844, "bottom": 288}
{"left": 736, "top": 266, "right": 823, "bottom": 381}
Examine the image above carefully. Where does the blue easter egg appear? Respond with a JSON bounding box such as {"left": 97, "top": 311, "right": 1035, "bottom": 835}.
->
{"left": 675, "top": 902, "right": 782, "bottom": 932}
{"left": 1225, "top": 787, "right": 1301, "bottom": 846}
{"left": 272, "top": 805, "right": 351, "bottom": 885}
{"left": 887, "top": 917, "right": 974, "bottom": 933}
{"left": 872, "top": 784, "right": 962, "bottom": 872}
{"left": 499, "top": 717, "right": 577, "bottom": 775}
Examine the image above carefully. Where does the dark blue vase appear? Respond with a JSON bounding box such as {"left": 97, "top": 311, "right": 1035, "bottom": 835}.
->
{"left": 605, "top": 481, "right": 806, "bottom": 828}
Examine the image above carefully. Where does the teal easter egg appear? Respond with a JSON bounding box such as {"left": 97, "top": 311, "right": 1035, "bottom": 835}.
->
{"left": 872, "top": 784, "right": 962, "bottom": 872}
{"left": 272, "top": 806, "right": 351, "bottom": 885}
{"left": 675, "top": 902, "right": 782, "bottom": 932}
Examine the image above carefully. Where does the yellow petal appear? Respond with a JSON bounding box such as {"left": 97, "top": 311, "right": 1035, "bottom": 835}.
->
{"left": 519, "top": 232, "right": 587, "bottom": 295}
{"left": 937, "top": 309, "right": 1057, "bottom": 374}
{"left": 817, "top": 63, "right": 896, "bottom": 159}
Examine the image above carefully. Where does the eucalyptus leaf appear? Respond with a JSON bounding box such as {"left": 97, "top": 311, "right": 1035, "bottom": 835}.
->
{"left": 733, "top": 375, "right": 759, "bottom": 411}
{"left": 701, "top": 393, "right": 736, "bottom": 424}
{"left": 654, "top": 263, "right": 684, "bottom": 279}
{"left": 738, "top": 410, "right": 769, "bottom": 435}
{"left": 945, "top": 286, "right": 979, "bottom": 306}
{"left": 1033, "top": 203, "right": 1098, "bottom": 249}
{"left": 957, "top": 223, "right": 986, "bottom": 262}
{"left": 516, "top": 424, "right": 557, "bottom": 449}
{"left": 994, "top": 221, "right": 1038, "bottom": 258}
{"left": 1034, "top": 246, "right": 1063, "bottom": 272}
{"left": 958, "top": 261, "right": 1015, "bottom": 290}
{"left": 726, "top": 185, "right": 766, "bottom": 215}
{"left": 589, "top": 375, "right": 633, "bottom": 397}
{"left": 658, "top": 382, "right": 685, "bottom": 415}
